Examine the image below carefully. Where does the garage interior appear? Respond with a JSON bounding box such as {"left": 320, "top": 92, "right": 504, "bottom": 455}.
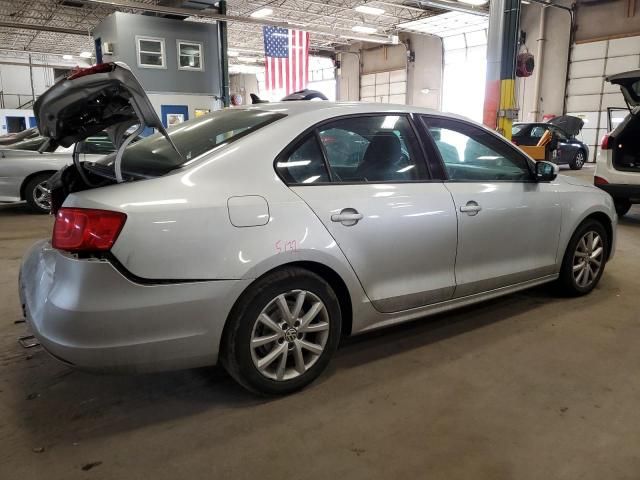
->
{"left": 1, "top": 0, "right": 640, "bottom": 478}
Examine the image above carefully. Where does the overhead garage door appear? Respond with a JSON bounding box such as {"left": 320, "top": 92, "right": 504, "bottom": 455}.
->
{"left": 360, "top": 69, "right": 407, "bottom": 104}
{"left": 566, "top": 36, "right": 640, "bottom": 162}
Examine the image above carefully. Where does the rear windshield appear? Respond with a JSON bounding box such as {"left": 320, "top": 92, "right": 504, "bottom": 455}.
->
{"left": 512, "top": 125, "right": 524, "bottom": 136}
{"left": 94, "top": 109, "right": 286, "bottom": 177}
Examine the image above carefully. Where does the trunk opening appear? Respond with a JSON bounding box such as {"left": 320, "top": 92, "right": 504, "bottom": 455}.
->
{"left": 612, "top": 111, "right": 640, "bottom": 173}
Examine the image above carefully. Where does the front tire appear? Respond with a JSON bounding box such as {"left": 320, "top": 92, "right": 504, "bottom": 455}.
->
{"left": 569, "top": 150, "right": 586, "bottom": 170}
{"left": 557, "top": 219, "right": 608, "bottom": 296}
{"left": 222, "top": 267, "right": 342, "bottom": 395}
{"left": 614, "top": 198, "right": 632, "bottom": 217}
{"left": 24, "top": 173, "right": 53, "bottom": 214}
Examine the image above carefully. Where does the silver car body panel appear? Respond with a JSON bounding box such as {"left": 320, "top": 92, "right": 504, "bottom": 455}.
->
{"left": 20, "top": 101, "right": 617, "bottom": 372}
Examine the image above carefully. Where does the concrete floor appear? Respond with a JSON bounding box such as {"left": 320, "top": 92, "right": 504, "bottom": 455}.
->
{"left": 1, "top": 165, "right": 640, "bottom": 479}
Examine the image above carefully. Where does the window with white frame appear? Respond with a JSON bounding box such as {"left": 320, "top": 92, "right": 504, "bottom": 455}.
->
{"left": 136, "top": 36, "right": 166, "bottom": 69}
{"left": 177, "top": 40, "right": 203, "bottom": 71}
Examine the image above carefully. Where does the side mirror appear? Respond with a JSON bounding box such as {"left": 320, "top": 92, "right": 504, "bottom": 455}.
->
{"left": 535, "top": 160, "right": 559, "bottom": 182}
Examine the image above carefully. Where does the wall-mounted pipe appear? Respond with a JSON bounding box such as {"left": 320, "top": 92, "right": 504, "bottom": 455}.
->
{"left": 531, "top": 5, "right": 548, "bottom": 121}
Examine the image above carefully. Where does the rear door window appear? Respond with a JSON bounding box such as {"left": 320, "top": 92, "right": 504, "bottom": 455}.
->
{"left": 276, "top": 135, "right": 330, "bottom": 184}
{"left": 317, "top": 115, "right": 427, "bottom": 182}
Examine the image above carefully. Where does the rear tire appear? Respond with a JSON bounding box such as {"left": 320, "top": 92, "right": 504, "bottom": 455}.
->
{"left": 222, "top": 267, "right": 342, "bottom": 395}
{"left": 614, "top": 198, "right": 632, "bottom": 217}
{"left": 569, "top": 150, "right": 586, "bottom": 170}
{"left": 556, "top": 219, "right": 608, "bottom": 296}
{"left": 24, "top": 173, "right": 53, "bottom": 214}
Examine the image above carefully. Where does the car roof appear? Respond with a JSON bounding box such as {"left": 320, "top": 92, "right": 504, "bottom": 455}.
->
{"left": 243, "top": 101, "right": 472, "bottom": 122}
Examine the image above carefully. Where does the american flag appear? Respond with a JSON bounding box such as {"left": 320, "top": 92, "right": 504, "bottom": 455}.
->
{"left": 263, "top": 26, "right": 310, "bottom": 95}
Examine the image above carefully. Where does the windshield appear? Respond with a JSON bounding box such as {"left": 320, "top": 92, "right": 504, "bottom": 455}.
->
{"left": 512, "top": 125, "right": 524, "bottom": 136}
{"left": 94, "top": 109, "right": 286, "bottom": 177}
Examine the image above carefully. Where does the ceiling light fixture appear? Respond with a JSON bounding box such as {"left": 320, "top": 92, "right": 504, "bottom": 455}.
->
{"left": 352, "top": 25, "right": 378, "bottom": 34}
{"left": 457, "top": 0, "right": 489, "bottom": 5}
{"left": 354, "top": 5, "right": 385, "bottom": 15}
{"left": 250, "top": 8, "right": 273, "bottom": 18}
{"left": 79, "top": 51, "right": 92, "bottom": 58}
{"left": 341, "top": 34, "right": 393, "bottom": 44}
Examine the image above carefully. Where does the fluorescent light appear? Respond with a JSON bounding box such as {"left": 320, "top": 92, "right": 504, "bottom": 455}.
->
{"left": 352, "top": 25, "right": 377, "bottom": 34}
{"left": 250, "top": 8, "right": 273, "bottom": 18}
{"left": 302, "top": 175, "right": 321, "bottom": 183}
{"left": 355, "top": 5, "right": 385, "bottom": 15}
{"left": 341, "top": 34, "right": 393, "bottom": 44}
{"left": 79, "top": 51, "right": 92, "bottom": 58}
{"left": 227, "top": 50, "right": 239, "bottom": 57}
{"left": 381, "top": 115, "right": 399, "bottom": 129}
{"left": 457, "top": 0, "right": 488, "bottom": 5}
{"left": 62, "top": 54, "right": 73, "bottom": 60}
{"left": 397, "top": 165, "right": 415, "bottom": 173}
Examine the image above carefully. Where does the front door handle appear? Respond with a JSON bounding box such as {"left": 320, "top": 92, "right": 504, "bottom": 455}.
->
{"left": 460, "top": 201, "right": 482, "bottom": 216}
{"left": 331, "top": 208, "right": 363, "bottom": 226}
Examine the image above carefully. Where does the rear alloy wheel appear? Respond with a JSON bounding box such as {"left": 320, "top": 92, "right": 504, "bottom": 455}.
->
{"left": 570, "top": 150, "right": 585, "bottom": 170}
{"left": 222, "top": 267, "right": 341, "bottom": 395}
{"left": 557, "top": 219, "right": 608, "bottom": 296}
{"left": 614, "top": 198, "right": 632, "bottom": 217}
{"left": 250, "top": 290, "right": 330, "bottom": 381}
{"left": 24, "top": 173, "right": 53, "bottom": 214}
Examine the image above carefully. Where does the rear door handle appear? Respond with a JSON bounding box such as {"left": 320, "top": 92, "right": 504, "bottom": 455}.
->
{"left": 460, "top": 201, "right": 482, "bottom": 216}
{"left": 331, "top": 208, "right": 363, "bottom": 226}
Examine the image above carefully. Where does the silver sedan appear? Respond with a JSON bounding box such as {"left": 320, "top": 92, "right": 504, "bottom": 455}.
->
{"left": 0, "top": 134, "right": 116, "bottom": 213}
{"left": 19, "top": 64, "right": 616, "bottom": 395}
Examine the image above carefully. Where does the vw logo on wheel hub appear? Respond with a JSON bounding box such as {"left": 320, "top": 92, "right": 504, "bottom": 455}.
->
{"left": 284, "top": 327, "right": 298, "bottom": 343}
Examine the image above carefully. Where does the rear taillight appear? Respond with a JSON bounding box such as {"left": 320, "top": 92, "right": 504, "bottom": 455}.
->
{"left": 512, "top": 139, "right": 519, "bottom": 146}
{"left": 67, "top": 62, "right": 115, "bottom": 80}
{"left": 52, "top": 208, "right": 126, "bottom": 252}
{"left": 594, "top": 176, "right": 609, "bottom": 186}
{"left": 600, "top": 134, "right": 612, "bottom": 150}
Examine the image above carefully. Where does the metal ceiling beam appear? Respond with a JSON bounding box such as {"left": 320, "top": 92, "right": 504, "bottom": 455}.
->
{"left": 86, "top": 0, "right": 395, "bottom": 43}
{"left": 0, "top": 21, "right": 89, "bottom": 36}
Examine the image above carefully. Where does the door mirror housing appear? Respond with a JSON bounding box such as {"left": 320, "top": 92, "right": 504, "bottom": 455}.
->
{"left": 535, "top": 160, "right": 559, "bottom": 182}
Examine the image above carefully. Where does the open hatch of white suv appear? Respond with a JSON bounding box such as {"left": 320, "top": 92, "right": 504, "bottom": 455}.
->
{"left": 595, "top": 70, "right": 640, "bottom": 217}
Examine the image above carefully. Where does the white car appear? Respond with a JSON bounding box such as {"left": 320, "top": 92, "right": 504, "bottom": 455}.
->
{"left": 595, "top": 70, "right": 640, "bottom": 216}
{"left": 19, "top": 63, "right": 617, "bottom": 395}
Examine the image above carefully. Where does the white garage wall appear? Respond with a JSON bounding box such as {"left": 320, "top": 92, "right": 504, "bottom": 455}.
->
{"left": 0, "top": 55, "right": 87, "bottom": 109}
{"left": 337, "top": 33, "right": 443, "bottom": 109}
{"left": 566, "top": 36, "right": 640, "bottom": 162}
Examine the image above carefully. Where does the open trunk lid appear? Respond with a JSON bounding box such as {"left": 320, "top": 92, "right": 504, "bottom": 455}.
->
{"left": 34, "top": 62, "right": 169, "bottom": 149}
{"left": 607, "top": 70, "right": 640, "bottom": 109}
{"left": 546, "top": 115, "right": 584, "bottom": 137}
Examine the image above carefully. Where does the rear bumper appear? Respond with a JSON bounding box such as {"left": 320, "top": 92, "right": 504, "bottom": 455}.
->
{"left": 18, "top": 240, "right": 249, "bottom": 373}
{"left": 596, "top": 183, "right": 640, "bottom": 201}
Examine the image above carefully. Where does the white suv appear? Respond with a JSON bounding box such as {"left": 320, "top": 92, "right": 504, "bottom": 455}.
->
{"left": 595, "top": 70, "right": 640, "bottom": 216}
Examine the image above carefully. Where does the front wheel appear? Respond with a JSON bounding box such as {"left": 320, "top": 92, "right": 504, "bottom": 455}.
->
{"left": 569, "top": 150, "right": 586, "bottom": 170}
{"left": 222, "top": 267, "right": 342, "bottom": 395}
{"left": 556, "top": 219, "right": 608, "bottom": 296}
